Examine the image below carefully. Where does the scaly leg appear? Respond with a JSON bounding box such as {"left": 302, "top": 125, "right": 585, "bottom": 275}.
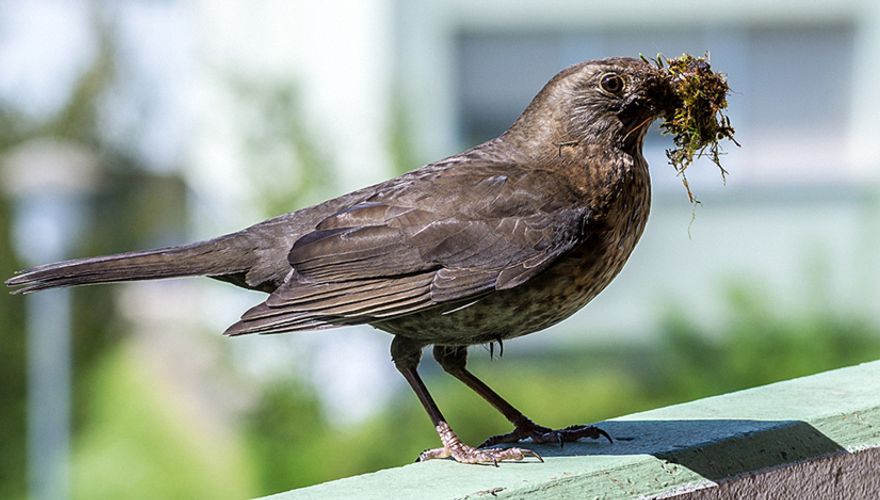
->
{"left": 433, "top": 345, "right": 612, "bottom": 448}
{"left": 391, "top": 337, "right": 542, "bottom": 465}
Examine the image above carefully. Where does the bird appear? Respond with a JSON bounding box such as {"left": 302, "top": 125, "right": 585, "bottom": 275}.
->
{"left": 7, "top": 57, "right": 674, "bottom": 464}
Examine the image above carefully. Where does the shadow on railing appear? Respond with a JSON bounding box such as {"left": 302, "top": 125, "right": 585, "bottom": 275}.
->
{"left": 515, "top": 418, "right": 845, "bottom": 481}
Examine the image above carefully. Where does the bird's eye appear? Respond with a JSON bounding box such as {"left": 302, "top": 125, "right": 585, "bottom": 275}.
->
{"left": 599, "top": 73, "right": 625, "bottom": 95}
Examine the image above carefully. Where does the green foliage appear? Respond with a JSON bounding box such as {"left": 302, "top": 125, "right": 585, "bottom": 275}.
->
{"left": 656, "top": 283, "right": 880, "bottom": 400}
{"left": 388, "top": 91, "right": 422, "bottom": 174}
{"left": 244, "top": 379, "right": 327, "bottom": 491}
{"left": 46, "top": 14, "right": 116, "bottom": 145}
{"left": 0, "top": 192, "right": 27, "bottom": 500}
{"left": 226, "top": 79, "right": 334, "bottom": 218}
{"left": 71, "top": 345, "right": 255, "bottom": 500}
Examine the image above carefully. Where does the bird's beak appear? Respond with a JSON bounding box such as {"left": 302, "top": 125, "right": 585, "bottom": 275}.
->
{"left": 618, "top": 71, "right": 674, "bottom": 143}
{"left": 618, "top": 71, "right": 676, "bottom": 126}
{"left": 641, "top": 71, "right": 678, "bottom": 117}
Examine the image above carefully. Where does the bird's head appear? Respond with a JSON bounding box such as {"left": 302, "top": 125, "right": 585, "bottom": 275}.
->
{"left": 509, "top": 57, "right": 675, "bottom": 153}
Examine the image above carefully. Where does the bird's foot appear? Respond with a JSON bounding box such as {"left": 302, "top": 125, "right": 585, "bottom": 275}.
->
{"left": 418, "top": 422, "right": 543, "bottom": 465}
{"left": 479, "top": 421, "right": 613, "bottom": 448}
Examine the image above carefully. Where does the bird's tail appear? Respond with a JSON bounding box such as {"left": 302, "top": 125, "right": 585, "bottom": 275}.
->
{"left": 5, "top": 235, "right": 250, "bottom": 294}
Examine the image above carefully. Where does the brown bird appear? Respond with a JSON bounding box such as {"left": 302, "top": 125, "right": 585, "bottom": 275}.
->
{"left": 7, "top": 57, "right": 673, "bottom": 464}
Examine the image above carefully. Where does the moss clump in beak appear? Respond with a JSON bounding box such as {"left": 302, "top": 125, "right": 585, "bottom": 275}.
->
{"left": 644, "top": 53, "right": 739, "bottom": 203}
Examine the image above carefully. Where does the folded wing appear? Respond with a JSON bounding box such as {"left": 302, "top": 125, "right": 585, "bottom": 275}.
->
{"left": 224, "top": 164, "right": 589, "bottom": 335}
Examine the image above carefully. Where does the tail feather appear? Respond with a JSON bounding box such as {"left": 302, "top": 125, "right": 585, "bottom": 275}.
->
{"left": 5, "top": 236, "right": 251, "bottom": 294}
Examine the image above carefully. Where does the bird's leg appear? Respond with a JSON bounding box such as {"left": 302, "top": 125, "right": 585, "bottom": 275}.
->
{"left": 391, "top": 337, "right": 542, "bottom": 465}
{"left": 433, "top": 345, "right": 612, "bottom": 448}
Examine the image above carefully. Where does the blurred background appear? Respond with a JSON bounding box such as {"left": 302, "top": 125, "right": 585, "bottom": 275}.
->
{"left": 1, "top": 0, "right": 879, "bottom": 498}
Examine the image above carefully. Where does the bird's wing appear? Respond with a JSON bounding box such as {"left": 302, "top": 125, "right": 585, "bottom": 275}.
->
{"left": 224, "top": 164, "right": 589, "bottom": 335}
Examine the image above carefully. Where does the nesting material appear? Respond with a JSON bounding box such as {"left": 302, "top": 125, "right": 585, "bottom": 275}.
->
{"left": 646, "top": 53, "right": 739, "bottom": 203}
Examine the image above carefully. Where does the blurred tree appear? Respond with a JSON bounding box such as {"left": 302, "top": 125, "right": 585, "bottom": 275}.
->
{"left": 245, "top": 379, "right": 328, "bottom": 491}
{"left": 0, "top": 8, "right": 192, "bottom": 498}
{"left": 657, "top": 281, "right": 880, "bottom": 399}
{"left": 227, "top": 79, "right": 334, "bottom": 218}
{"left": 71, "top": 344, "right": 254, "bottom": 500}
{"left": 388, "top": 91, "right": 421, "bottom": 174}
{"left": 0, "top": 141, "right": 28, "bottom": 499}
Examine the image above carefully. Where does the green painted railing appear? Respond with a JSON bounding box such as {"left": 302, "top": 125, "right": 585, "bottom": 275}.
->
{"left": 262, "top": 361, "right": 880, "bottom": 499}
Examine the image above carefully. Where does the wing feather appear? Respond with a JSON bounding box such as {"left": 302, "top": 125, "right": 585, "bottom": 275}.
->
{"left": 225, "top": 164, "right": 590, "bottom": 336}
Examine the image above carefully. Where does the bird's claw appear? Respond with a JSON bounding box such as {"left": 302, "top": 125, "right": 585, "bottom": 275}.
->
{"left": 418, "top": 442, "right": 543, "bottom": 465}
{"left": 418, "top": 421, "right": 543, "bottom": 465}
{"left": 479, "top": 423, "right": 612, "bottom": 448}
